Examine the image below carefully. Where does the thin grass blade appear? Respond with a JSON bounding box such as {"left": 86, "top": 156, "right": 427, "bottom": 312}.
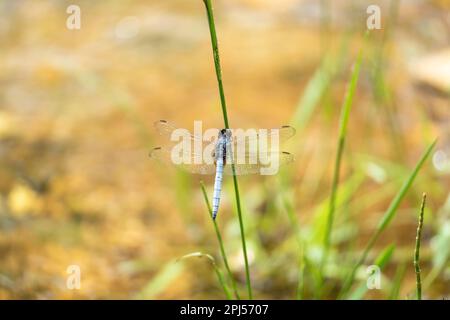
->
{"left": 339, "top": 139, "right": 436, "bottom": 298}
{"left": 202, "top": 0, "right": 252, "bottom": 299}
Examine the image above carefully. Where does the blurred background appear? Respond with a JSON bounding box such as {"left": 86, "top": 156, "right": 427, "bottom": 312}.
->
{"left": 0, "top": 0, "right": 448, "bottom": 299}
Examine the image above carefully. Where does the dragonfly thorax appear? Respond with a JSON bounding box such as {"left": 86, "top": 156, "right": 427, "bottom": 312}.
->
{"left": 215, "top": 129, "right": 232, "bottom": 164}
{"left": 219, "top": 128, "right": 232, "bottom": 138}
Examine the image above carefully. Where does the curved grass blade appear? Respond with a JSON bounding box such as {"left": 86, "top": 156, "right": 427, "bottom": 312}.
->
{"left": 134, "top": 260, "right": 184, "bottom": 299}
{"left": 348, "top": 244, "right": 395, "bottom": 299}
{"left": 178, "top": 252, "right": 232, "bottom": 300}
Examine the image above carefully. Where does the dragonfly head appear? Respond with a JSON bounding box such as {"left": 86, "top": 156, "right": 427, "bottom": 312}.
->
{"left": 219, "top": 128, "right": 232, "bottom": 139}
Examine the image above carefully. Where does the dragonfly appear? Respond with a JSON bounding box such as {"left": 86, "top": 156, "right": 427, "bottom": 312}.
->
{"left": 149, "top": 120, "right": 296, "bottom": 219}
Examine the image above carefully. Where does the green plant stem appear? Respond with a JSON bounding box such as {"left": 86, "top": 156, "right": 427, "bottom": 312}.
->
{"left": 203, "top": 0, "right": 229, "bottom": 129}
{"left": 339, "top": 140, "right": 436, "bottom": 298}
{"left": 213, "top": 263, "right": 232, "bottom": 300}
{"left": 230, "top": 173, "right": 252, "bottom": 300}
{"left": 202, "top": 0, "right": 253, "bottom": 300}
{"left": 415, "top": 193, "right": 426, "bottom": 300}
{"left": 200, "top": 182, "right": 241, "bottom": 299}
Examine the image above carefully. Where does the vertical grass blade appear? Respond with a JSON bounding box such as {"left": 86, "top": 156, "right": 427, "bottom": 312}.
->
{"left": 202, "top": 0, "right": 229, "bottom": 128}
{"left": 415, "top": 193, "right": 426, "bottom": 300}
{"left": 322, "top": 36, "right": 366, "bottom": 272}
{"left": 422, "top": 193, "right": 450, "bottom": 290}
{"left": 291, "top": 56, "right": 332, "bottom": 131}
{"left": 389, "top": 263, "right": 407, "bottom": 300}
{"left": 290, "top": 35, "right": 349, "bottom": 133}
{"left": 339, "top": 140, "right": 436, "bottom": 298}
{"left": 229, "top": 172, "right": 252, "bottom": 299}
{"left": 200, "top": 181, "right": 241, "bottom": 299}
{"left": 213, "top": 264, "right": 233, "bottom": 300}
{"left": 202, "top": 0, "right": 252, "bottom": 299}
{"left": 282, "top": 195, "right": 305, "bottom": 299}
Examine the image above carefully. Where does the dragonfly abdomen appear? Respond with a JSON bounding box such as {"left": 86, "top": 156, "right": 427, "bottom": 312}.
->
{"left": 212, "top": 158, "right": 224, "bottom": 219}
{"left": 211, "top": 133, "right": 228, "bottom": 220}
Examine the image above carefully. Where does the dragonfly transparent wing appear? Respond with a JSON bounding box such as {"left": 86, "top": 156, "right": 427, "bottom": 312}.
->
{"left": 151, "top": 121, "right": 295, "bottom": 175}
{"left": 154, "top": 120, "right": 218, "bottom": 150}
{"left": 149, "top": 147, "right": 294, "bottom": 176}
{"left": 222, "top": 151, "right": 295, "bottom": 175}
{"left": 149, "top": 147, "right": 216, "bottom": 175}
{"left": 154, "top": 120, "right": 295, "bottom": 147}
{"left": 155, "top": 120, "right": 198, "bottom": 140}
{"left": 231, "top": 125, "right": 296, "bottom": 146}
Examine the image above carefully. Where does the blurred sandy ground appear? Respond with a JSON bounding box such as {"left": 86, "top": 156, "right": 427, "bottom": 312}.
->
{"left": 0, "top": 0, "right": 448, "bottom": 298}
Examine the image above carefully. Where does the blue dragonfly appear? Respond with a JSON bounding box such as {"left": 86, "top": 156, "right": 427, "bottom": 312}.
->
{"left": 149, "top": 120, "right": 295, "bottom": 219}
